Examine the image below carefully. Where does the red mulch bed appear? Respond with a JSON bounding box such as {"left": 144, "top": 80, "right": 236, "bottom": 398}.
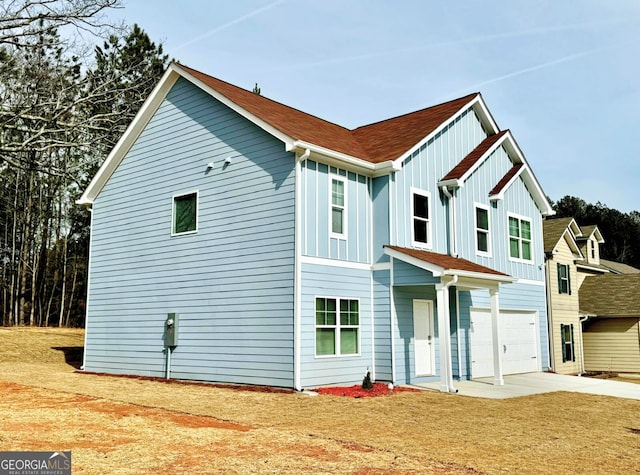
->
{"left": 315, "top": 383, "right": 420, "bottom": 398}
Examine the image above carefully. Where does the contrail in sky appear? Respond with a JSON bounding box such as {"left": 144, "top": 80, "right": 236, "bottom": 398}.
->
{"left": 433, "top": 40, "right": 632, "bottom": 103}
{"left": 170, "top": 0, "right": 285, "bottom": 53}
{"left": 270, "top": 17, "right": 637, "bottom": 71}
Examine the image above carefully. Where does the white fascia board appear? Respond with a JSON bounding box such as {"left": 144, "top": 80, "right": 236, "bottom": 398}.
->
{"left": 78, "top": 66, "right": 180, "bottom": 205}
{"left": 291, "top": 140, "right": 399, "bottom": 177}
{"left": 443, "top": 269, "right": 517, "bottom": 284}
{"left": 454, "top": 132, "right": 509, "bottom": 186}
{"left": 472, "top": 94, "right": 500, "bottom": 134}
{"left": 489, "top": 164, "right": 525, "bottom": 202}
{"left": 390, "top": 95, "right": 482, "bottom": 169}
{"left": 173, "top": 63, "right": 295, "bottom": 149}
{"left": 383, "top": 247, "right": 443, "bottom": 277}
{"left": 562, "top": 229, "right": 583, "bottom": 257}
{"left": 576, "top": 263, "right": 608, "bottom": 274}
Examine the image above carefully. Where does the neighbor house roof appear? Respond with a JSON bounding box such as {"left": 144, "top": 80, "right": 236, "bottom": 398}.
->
{"left": 384, "top": 245, "right": 515, "bottom": 283}
{"left": 543, "top": 217, "right": 582, "bottom": 254}
{"left": 580, "top": 274, "right": 640, "bottom": 317}
{"left": 599, "top": 259, "right": 640, "bottom": 275}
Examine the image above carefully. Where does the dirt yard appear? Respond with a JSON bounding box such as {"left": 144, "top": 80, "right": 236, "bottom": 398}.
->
{"left": 0, "top": 328, "right": 639, "bottom": 474}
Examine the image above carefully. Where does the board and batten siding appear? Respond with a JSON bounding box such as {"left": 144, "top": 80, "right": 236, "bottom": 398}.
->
{"left": 85, "top": 77, "right": 296, "bottom": 387}
{"left": 372, "top": 269, "right": 392, "bottom": 381}
{"left": 454, "top": 144, "right": 545, "bottom": 282}
{"left": 583, "top": 318, "right": 640, "bottom": 373}
{"left": 300, "top": 263, "right": 373, "bottom": 387}
{"left": 301, "top": 160, "right": 371, "bottom": 263}
{"left": 389, "top": 108, "right": 488, "bottom": 254}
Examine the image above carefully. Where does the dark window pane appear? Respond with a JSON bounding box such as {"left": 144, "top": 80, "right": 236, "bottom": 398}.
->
{"left": 413, "top": 193, "right": 428, "bottom": 219}
{"left": 510, "top": 238, "right": 520, "bottom": 258}
{"left": 174, "top": 193, "right": 197, "bottom": 234}
{"left": 522, "top": 241, "right": 531, "bottom": 260}
{"left": 509, "top": 217, "right": 519, "bottom": 237}
{"left": 340, "top": 329, "right": 358, "bottom": 355}
{"left": 521, "top": 220, "right": 531, "bottom": 240}
{"left": 332, "top": 207, "right": 343, "bottom": 234}
{"left": 477, "top": 231, "right": 488, "bottom": 252}
{"left": 476, "top": 208, "right": 489, "bottom": 230}
{"left": 414, "top": 219, "right": 427, "bottom": 243}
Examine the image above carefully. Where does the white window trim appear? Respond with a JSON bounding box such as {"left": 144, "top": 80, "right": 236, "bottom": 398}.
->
{"left": 507, "top": 212, "right": 533, "bottom": 263}
{"left": 410, "top": 187, "right": 432, "bottom": 249}
{"left": 474, "top": 202, "right": 492, "bottom": 257}
{"left": 314, "top": 296, "right": 361, "bottom": 358}
{"left": 171, "top": 190, "right": 199, "bottom": 236}
{"left": 329, "top": 175, "right": 347, "bottom": 240}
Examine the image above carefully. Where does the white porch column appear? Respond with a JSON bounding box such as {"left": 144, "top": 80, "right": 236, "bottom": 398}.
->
{"left": 436, "top": 283, "right": 452, "bottom": 392}
{"left": 490, "top": 287, "right": 504, "bottom": 386}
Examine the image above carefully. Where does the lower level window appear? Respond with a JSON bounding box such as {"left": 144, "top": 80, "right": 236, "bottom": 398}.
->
{"left": 315, "top": 297, "right": 359, "bottom": 356}
{"left": 561, "top": 323, "right": 575, "bottom": 363}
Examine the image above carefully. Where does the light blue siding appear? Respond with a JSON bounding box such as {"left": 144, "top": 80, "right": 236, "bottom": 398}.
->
{"left": 389, "top": 108, "right": 488, "bottom": 254}
{"left": 454, "top": 144, "right": 545, "bottom": 281}
{"left": 300, "top": 263, "right": 373, "bottom": 387}
{"left": 392, "top": 259, "right": 440, "bottom": 286}
{"left": 301, "top": 160, "right": 371, "bottom": 263}
{"left": 372, "top": 269, "right": 392, "bottom": 381}
{"left": 372, "top": 176, "right": 390, "bottom": 264}
{"left": 85, "top": 77, "right": 296, "bottom": 387}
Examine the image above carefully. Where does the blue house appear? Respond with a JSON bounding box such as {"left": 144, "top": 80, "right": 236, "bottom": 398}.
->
{"left": 79, "top": 63, "right": 554, "bottom": 392}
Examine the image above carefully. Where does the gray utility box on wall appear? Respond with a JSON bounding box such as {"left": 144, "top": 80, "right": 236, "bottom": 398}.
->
{"left": 165, "top": 313, "right": 179, "bottom": 347}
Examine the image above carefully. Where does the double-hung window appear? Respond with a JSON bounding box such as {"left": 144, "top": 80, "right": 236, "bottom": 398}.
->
{"left": 411, "top": 189, "right": 431, "bottom": 248}
{"left": 557, "top": 263, "right": 571, "bottom": 294}
{"left": 508, "top": 215, "right": 532, "bottom": 261}
{"left": 560, "top": 323, "right": 575, "bottom": 362}
{"left": 315, "top": 297, "right": 359, "bottom": 356}
{"left": 330, "top": 177, "right": 346, "bottom": 237}
{"left": 475, "top": 204, "right": 491, "bottom": 255}
{"left": 172, "top": 191, "right": 198, "bottom": 235}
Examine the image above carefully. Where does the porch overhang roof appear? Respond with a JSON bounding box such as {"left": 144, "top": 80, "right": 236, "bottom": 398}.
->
{"left": 384, "top": 245, "right": 517, "bottom": 284}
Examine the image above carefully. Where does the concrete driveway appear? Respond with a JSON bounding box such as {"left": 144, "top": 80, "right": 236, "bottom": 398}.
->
{"left": 413, "top": 372, "right": 640, "bottom": 400}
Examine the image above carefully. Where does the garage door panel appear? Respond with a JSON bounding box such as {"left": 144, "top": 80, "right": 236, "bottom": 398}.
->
{"left": 470, "top": 309, "right": 538, "bottom": 378}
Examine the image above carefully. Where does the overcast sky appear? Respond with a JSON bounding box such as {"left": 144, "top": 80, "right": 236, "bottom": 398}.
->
{"left": 105, "top": 0, "right": 640, "bottom": 212}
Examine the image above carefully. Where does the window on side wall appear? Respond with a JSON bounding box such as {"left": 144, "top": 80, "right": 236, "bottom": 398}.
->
{"left": 508, "top": 215, "right": 532, "bottom": 261}
{"left": 475, "top": 204, "right": 491, "bottom": 256}
{"left": 315, "top": 297, "right": 359, "bottom": 356}
{"left": 557, "top": 263, "right": 571, "bottom": 294}
{"left": 172, "top": 191, "right": 198, "bottom": 235}
{"left": 561, "top": 323, "right": 575, "bottom": 362}
{"left": 411, "top": 189, "right": 431, "bottom": 248}
{"left": 330, "top": 177, "right": 346, "bottom": 237}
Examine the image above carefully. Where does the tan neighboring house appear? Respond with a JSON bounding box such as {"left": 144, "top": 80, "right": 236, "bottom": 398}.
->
{"left": 580, "top": 274, "right": 640, "bottom": 374}
{"left": 543, "top": 218, "right": 607, "bottom": 374}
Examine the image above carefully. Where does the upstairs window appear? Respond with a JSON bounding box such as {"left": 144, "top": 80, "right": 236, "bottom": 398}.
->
{"left": 475, "top": 205, "right": 490, "bottom": 255}
{"left": 315, "top": 297, "right": 359, "bottom": 356}
{"left": 331, "top": 177, "right": 346, "bottom": 237}
{"left": 172, "top": 192, "right": 198, "bottom": 235}
{"left": 561, "top": 323, "right": 575, "bottom": 363}
{"left": 411, "top": 189, "right": 431, "bottom": 248}
{"left": 557, "top": 263, "right": 571, "bottom": 294}
{"left": 508, "top": 215, "right": 532, "bottom": 261}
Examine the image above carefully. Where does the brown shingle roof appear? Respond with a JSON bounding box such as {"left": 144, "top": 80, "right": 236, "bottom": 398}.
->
{"left": 542, "top": 217, "right": 576, "bottom": 254}
{"left": 580, "top": 274, "right": 640, "bottom": 316}
{"left": 178, "top": 64, "right": 479, "bottom": 164}
{"left": 489, "top": 163, "right": 523, "bottom": 197}
{"left": 599, "top": 259, "right": 640, "bottom": 275}
{"left": 440, "top": 130, "right": 508, "bottom": 181}
{"left": 384, "top": 245, "right": 510, "bottom": 277}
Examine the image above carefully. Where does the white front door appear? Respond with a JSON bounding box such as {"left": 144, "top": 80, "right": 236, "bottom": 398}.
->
{"left": 413, "top": 299, "right": 435, "bottom": 376}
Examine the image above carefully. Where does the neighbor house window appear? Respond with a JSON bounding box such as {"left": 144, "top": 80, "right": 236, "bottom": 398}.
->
{"left": 560, "top": 323, "right": 575, "bottom": 362}
{"left": 508, "top": 215, "right": 532, "bottom": 261}
{"left": 331, "top": 177, "right": 346, "bottom": 236}
{"left": 315, "top": 297, "right": 359, "bottom": 356}
{"left": 411, "top": 189, "right": 431, "bottom": 247}
{"left": 557, "top": 263, "right": 571, "bottom": 294}
{"left": 475, "top": 204, "right": 490, "bottom": 255}
{"left": 172, "top": 192, "right": 198, "bottom": 235}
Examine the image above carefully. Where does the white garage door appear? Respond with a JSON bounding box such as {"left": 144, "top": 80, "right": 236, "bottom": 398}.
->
{"left": 470, "top": 309, "right": 539, "bottom": 378}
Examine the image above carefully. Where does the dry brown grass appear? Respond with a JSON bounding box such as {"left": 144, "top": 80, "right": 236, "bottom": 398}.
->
{"left": 0, "top": 327, "right": 639, "bottom": 474}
